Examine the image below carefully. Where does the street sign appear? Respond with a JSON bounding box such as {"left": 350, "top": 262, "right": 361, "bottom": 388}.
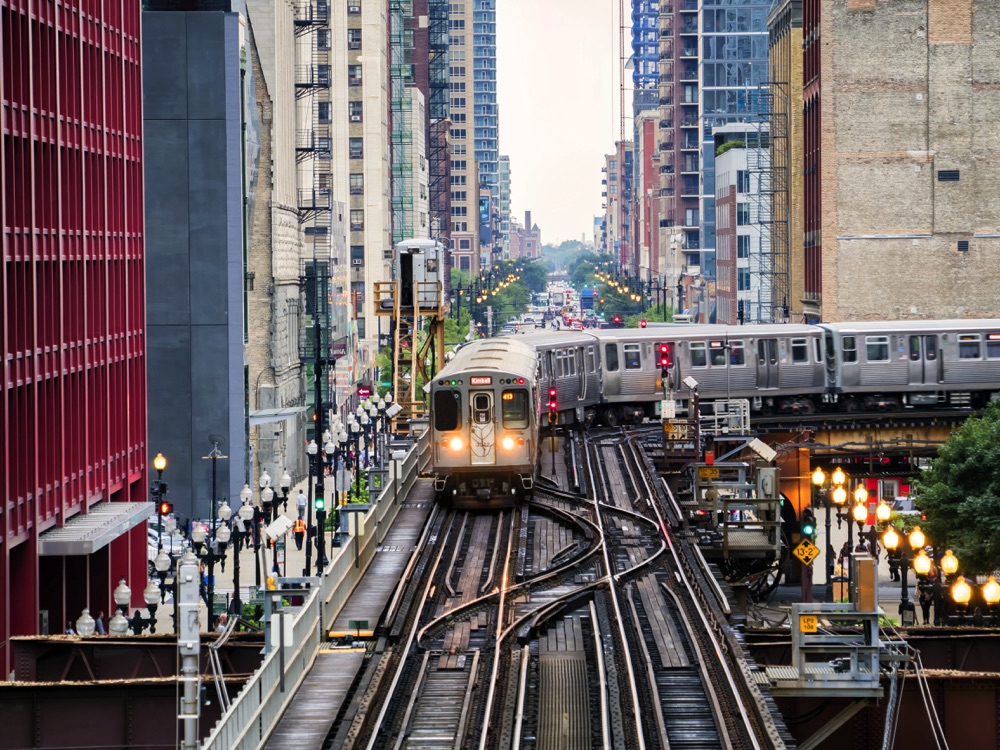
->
{"left": 698, "top": 466, "right": 720, "bottom": 479}
{"left": 798, "top": 614, "right": 818, "bottom": 633}
{"left": 358, "top": 384, "right": 372, "bottom": 399}
{"left": 663, "top": 420, "right": 688, "bottom": 439}
{"left": 792, "top": 538, "right": 820, "bottom": 566}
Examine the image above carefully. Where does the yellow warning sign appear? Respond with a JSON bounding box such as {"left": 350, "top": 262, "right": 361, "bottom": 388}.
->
{"left": 799, "top": 614, "right": 818, "bottom": 633}
{"left": 792, "top": 538, "right": 820, "bottom": 566}
{"left": 698, "top": 466, "right": 720, "bottom": 479}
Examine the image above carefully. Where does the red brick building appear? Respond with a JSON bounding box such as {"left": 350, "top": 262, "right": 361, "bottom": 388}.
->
{"left": 2, "top": 0, "right": 149, "bottom": 673}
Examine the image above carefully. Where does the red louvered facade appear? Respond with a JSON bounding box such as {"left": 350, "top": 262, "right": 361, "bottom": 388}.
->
{"left": 2, "top": 0, "right": 147, "bottom": 674}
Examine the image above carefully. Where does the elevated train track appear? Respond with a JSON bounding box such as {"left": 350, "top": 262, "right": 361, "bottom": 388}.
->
{"left": 326, "top": 431, "right": 793, "bottom": 750}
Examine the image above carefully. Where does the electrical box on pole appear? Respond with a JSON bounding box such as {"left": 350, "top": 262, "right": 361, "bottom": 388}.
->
{"left": 374, "top": 239, "right": 447, "bottom": 432}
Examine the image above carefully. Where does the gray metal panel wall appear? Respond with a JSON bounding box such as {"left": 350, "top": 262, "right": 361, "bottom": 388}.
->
{"left": 143, "top": 11, "right": 247, "bottom": 519}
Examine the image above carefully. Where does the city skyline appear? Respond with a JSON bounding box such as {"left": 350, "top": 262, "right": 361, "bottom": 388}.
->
{"left": 497, "top": 0, "right": 631, "bottom": 245}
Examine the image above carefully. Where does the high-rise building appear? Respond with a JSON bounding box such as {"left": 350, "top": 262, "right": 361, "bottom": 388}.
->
{"left": 767, "top": 0, "right": 802, "bottom": 323}
{"left": 472, "top": 0, "right": 499, "bottom": 261}
{"left": 603, "top": 142, "right": 634, "bottom": 272}
{"left": 448, "top": 1, "right": 479, "bottom": 272}
{"left": 2, "top": 0, "right": 149, "bottom": 674}
{"left": 344, "top": 0, "right": 391, "bottom": 357}
{"left": 632, "top": 1, "right": 661, "bottom": 281}
{"left": 657, "top": 0, "right": 701, "bottom": 301}
{"left": 804, "top": 0, "right": 999, "bottom": 321}
{"left": 698, "top": 0, "right": 771, "bottom": 282}
{"left": 499, "top": 155, "right": 511, "bottom": 258}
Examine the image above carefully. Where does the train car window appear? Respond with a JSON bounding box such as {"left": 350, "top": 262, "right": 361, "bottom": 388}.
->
{"left": 791, "top": 338, "right": 809, "bottom": 364}
{"left": 586, "top": 346, "right": 596, "bottom": 373}
{"left": 866, "top": 336, "right": 890, "bottom": 362}
{"left": 730, "top": 341, "right": 745, "bottom": 366}
{"left": 926, "top": 336, "right": 938, "bottom": 360}
{"left": 624, "top": 343, "right": 642, "bottom": 370}
{"left": 472, "top": 392, "right": 492, "bottom": 423}
{"left": 501, "top": 390, "right": 529, "bottom": 428}
{"left": 842, "top": 336, "right": 857, "bottom": 363}
{"left": 709, "top": 343, "right": 726, "bottom": 366}
{"left": 433, "top": 390, "right": 460, "bottom": 431}
{"left": 958, "top": 334, "right": 981, "bottom": 359}
{"left": 690, "top": 342, "right": 707, "bottom": 368}
{"left": 986, "top": 334, "right": 1000, "bottom": 359}
{"left": 814, "top": 338, "right": 822, "bottom": 363}
{"left": 605, "top": 343, "right": 619, "bottom": 372}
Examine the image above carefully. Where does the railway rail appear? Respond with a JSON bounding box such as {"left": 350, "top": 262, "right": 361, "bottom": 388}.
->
{"left": 326, "top": 431, "right": 792, "bottom": 750}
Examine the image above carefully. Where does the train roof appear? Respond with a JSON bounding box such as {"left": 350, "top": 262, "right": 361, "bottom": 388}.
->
{"left": 587, "top": 323, "right": 819, "bottom": 341}
{"left": 436, "top": 338, "right": 537, "bottom": 381}
{"left": 820, "top": 319, "right": 1000, "bottom": 333}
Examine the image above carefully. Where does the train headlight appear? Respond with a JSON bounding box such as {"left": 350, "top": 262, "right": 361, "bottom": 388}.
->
{"left": 501, "top": 436, "right": 515, "bottom": 450}
{"left": 448, "top": 437, "right": 464, "bottom": 451}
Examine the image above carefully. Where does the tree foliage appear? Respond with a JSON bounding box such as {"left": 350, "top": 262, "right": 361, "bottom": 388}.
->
{"left": 911, "top": 400, "right": 1000, "bottom": 574}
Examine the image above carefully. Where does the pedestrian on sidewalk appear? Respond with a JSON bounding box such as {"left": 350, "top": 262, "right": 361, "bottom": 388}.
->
{"left": 296, "top": 489, "right": 307, "bottom": 519}
{"left": 887, "top": 549, "right": 901, "bottom": 582}
{"left": 919, "top": 578, "right": 934, "bottom": 625}
{"left": 293, "top": 517, "right": 306, "bottom": 551}
{"left": 94, "top": 610, "right": 106, "bottom": 635}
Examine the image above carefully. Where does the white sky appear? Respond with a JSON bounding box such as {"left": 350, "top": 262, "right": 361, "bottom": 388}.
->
{"left": 497, "top": 1, "right": 631, "bottom": 246}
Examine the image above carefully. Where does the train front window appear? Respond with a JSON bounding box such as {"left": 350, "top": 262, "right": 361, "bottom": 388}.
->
{"left": 472, "top": 392, "right": 493, "bottom": 423}
{"left": 501, "top": 389, "right": 528, "bottom": 428}
{"left": 433, "top": 390, "right": 460, "bottom": 431}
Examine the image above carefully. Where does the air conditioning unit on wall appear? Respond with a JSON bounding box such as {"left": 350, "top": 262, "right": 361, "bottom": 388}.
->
{"left": 350, "top": 115, "right": 362, "bottom": 122}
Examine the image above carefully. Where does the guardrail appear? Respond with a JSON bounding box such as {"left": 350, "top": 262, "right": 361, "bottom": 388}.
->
{"left": 201, "top": 436, "right": 424, "bottom": 750}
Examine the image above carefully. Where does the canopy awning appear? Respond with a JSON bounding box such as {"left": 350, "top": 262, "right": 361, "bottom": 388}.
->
{"left": 249, "top": 406, "right": 306, "bottom": 426}
{"left": 38, "top": 501, "right": 154, "bottom": 556}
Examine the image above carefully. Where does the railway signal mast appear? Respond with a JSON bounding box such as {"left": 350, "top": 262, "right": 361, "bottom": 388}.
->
{"left": 548, "top": 387, "right": 558, "bottom": 474}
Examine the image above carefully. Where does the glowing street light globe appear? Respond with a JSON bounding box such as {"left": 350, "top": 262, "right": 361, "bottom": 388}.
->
{"left": 908, "top": 526, "right": 926, "bottom": 551}
{"left": 940, "top": 549, "right": 959, "bottom": 576}
{"left": 832, "top": 467, "right": 846, "bottom": 486}
{"left": 882, "top": 526, "right": 900, "bottom": 551}
{"left": 812, "top": 468, "right": 826, "bottom": 487}
{"left": 951, "top": 576, "right": 972, "bottom": 606}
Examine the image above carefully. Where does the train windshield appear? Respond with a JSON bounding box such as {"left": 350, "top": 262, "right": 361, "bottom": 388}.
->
{"left": 433, "top": 390, "right": 461, "bottom": 431}
{"left": 501, "top": 390, "right": 529, "bottom": 428}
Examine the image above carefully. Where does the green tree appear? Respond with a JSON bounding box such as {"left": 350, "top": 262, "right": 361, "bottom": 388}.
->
{"left": 912, "top": 400, "right": 1000, "bottom": 574}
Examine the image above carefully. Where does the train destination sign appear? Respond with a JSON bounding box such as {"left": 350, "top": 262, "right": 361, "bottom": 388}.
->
{"left": 469, "top": 376, "right": 493, "bottom": 385}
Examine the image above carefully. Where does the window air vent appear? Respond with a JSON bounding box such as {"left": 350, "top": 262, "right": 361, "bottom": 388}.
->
{"left": 957, "top": 240, "right": 969, "bottom": 252}
{"left": 938, "top": 170, "right": 960, "bottom": 182}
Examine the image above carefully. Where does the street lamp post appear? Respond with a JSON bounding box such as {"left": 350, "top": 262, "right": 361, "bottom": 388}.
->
{"left": 304, "top": 439, "right": 318, "bottom": 576}
{"left": 233, "top": 485, "right": 255, "bottom": 616}
{"left": 259, "top": 469, "right": 272, "bottom": 523}
{"left": 109, "top": 577, "right": 161, "bottom": 635}
{"left": 152, "top": 452, "right": 168, "bottom": 550}
{"left": 882, "top": 525, "right": 920, "bottom": 626}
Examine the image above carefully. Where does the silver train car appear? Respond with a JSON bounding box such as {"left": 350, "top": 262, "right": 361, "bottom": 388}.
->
{"left": 430, "top": 337, "right": 540, "bottom": 507}
{"left": 822, "top": 319, "right": 1000, "bottom": 410}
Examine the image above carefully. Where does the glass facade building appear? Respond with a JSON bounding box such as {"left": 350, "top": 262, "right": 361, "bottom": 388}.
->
{"left": 472, "top": 1, "right": 498, "bottom": 206}
{"left": 699, "top": 0, "right": 770, "bottom": 278}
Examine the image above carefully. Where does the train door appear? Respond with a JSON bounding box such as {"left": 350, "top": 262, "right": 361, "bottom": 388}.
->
{"left": 576, "top": 347, "right": 587, "bottom": 399}
{"left": 907, "top": 334, "right": 939, "bottom": 385}
{"left": 756, "top": 338, "right": 779, "bottom": 389}
{"left": 469, "top": 391, "right": 496, "bottom": 465}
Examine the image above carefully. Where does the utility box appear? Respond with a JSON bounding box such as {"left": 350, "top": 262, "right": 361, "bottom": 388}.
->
{"left": 393, "top": 238, "right": 445, "bottom": 309}
{"left": 851, "top": 554, "right": 878, "bottom": 612}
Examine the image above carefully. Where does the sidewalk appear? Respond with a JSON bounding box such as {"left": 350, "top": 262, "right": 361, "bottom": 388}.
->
{"left": 152, "top": 478, "right": 348, "bottom": 634}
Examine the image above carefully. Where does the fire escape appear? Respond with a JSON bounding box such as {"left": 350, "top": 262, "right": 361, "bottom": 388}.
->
{"left": 294, "top": 0, "right": 337, "bottom": 416}
{"left": 389, "top": 0, "right": 414, "bottom": 245}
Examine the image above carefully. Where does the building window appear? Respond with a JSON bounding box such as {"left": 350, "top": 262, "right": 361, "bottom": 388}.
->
{"left": 349, "top": 101, "right": 363, "bottom": 121}
{"left": 737, "top": 170, "right": 750, "bottom": 193}
{"left": 348, "top": 29, "right": 361, "bottom": 50}
{"left": 348, "top": 65, "right": 362, "bottom": 85}
{"left": 451, "top": 128, "right": 466, "bottom": 139}
{"left": 738, "top": 268, "right": 750, "bottom": 291}
{"left": 350, "top": 245, "right": 364, "bottom": 266}
{"left": 317, "top": 101, "right": 331, "bottom": 123}
{"left": 349, "top": 138, "right": 363, "bottom": 159}
{"left": 451, "top": 97, "right": 466, "bottom": 108}
{"left": 737, "top": 203, "right": 750, "bottom": 225}
{"left": 459, "top": 255, "right": 470, "bottom": 271}
{"left": 737, "top": 235, "right": 750, "bottom": 258}
{"left": 350, "top": 209, "right": 364, "bottom": 230}
{"left": 452, "top": 190, "right": 467, "bottom": 202}
{"left": 685, "top": 208, "right": 699, "bottom": 226}
{"left": 459, "top": 238, "right": 471, "bottom": 249}
{"left": 350, "top": 173, "right": 364, "bottom": 195}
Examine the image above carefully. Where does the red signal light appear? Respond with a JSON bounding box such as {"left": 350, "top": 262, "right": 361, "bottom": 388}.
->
{"left": 640, "top": 319, "right": 647, "bottom": 328}
{"left": 158, "top": 501, "right": 173, "bottom": 516}
{"left": 547, "top": 387, "right": 558, "bottom": 412}
{"left": 613, "top": 315, "right": 621, "bottom": 324}
{"left": 658, "top": 343, "right": 672, "bottom": 369}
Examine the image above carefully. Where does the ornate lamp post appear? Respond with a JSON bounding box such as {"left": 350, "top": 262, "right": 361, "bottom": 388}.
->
{"left": 152, "top": 452, "right": 169, "bottom": 550}
{"left": 951, "top": 576, "right": 972, "bottom": 623}
{"left": 109, "top": 577, "right": 161, "bottom": 635}
{"left": 259, "top": 469, "right": 273, "bottom": 522}
{"left": 280, "top": 470, "right": 291, "bottom": 513}
{"left": 812, "top": 466, "right": 846, "bottom": 596}
{"left": 983, "top": 577, "right": 1000, "bottom": 623}
{"left": 153, "top": 549, "right": 172, "bottom": 602}
{"left": 304, "top": 439, "right": 318, "bottom": 576}
{"left": 75, "top": 609, "right": 97, "bottom": 637}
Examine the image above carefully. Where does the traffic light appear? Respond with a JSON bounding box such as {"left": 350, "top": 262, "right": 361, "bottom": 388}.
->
{"left": 547, "top": 387, "right": 558, "bottom": 425}
{"left": 612, "top": 315, "right": 622, "bottom": 328}
{"left": 640, "top": 319, "right": 647, "bottom": 328}
{"left": 658, "top": 342, "right": 672, "bottom": 375}
{"left": 315, "top": 495, "right": 325, "bottom": 512}
{"left": 158, "top": 500, "right": 173, "bottom": 516}
{"left": 801, "top": 507, "right": 816, "bottom": 539}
